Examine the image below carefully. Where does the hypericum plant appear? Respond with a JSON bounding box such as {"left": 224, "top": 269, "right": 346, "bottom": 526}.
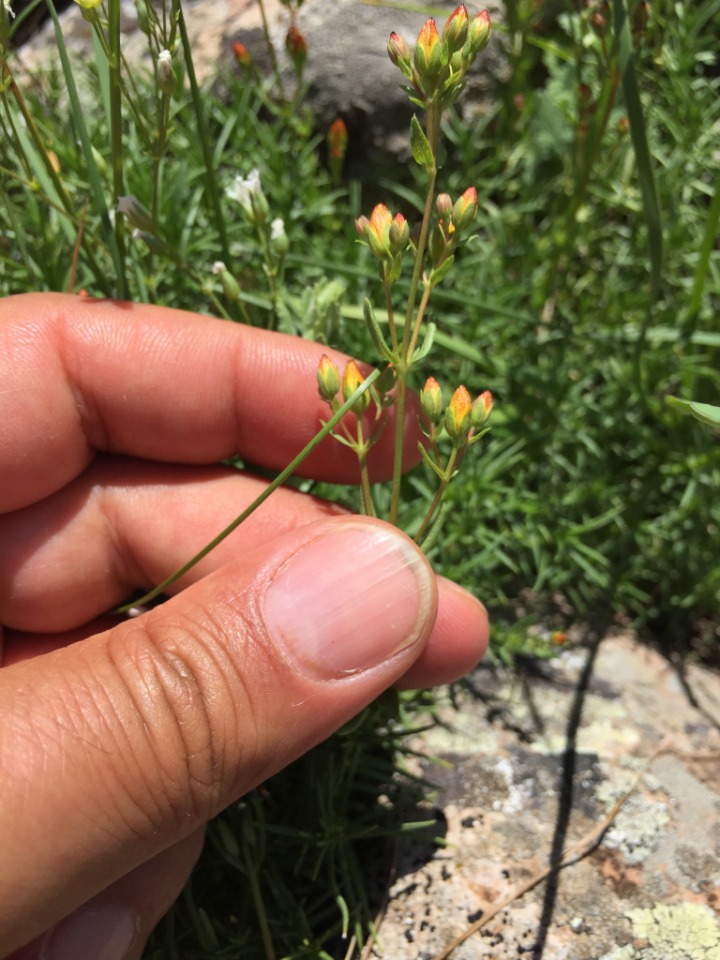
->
{"left": 311, "top": 6, "right": 494, "bottom": 540}
{"left": 116, "top": 5, "right": 495, "bottom": 612}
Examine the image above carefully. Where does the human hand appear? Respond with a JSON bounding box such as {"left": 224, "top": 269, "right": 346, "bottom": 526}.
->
{"left": 0, "top": 293, "right": 488, "bottom": 960}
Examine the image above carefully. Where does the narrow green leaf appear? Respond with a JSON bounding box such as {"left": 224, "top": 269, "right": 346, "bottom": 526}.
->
{"left": 666, "top": 396, "right": 720, "bottom": 428}
{"left": 428, "top": 254, "right": 454, "bottom": 288}
{"left": 47, "top": 0, "right": 124, "bottom": 288}
{"left": 612, "top": 0, "right": 663, "bottom": 297}
{"left": 410, "top": 113, "right": 434, "bottom": 169}
{"left": 363, "top": 297, "right": 397, "bottom": 363}
{"left": 411, "top": 321, "right": 436, "bottom": 362}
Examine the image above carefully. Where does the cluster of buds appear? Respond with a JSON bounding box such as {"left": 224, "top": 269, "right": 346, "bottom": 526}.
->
{"left": 388, "top": 5, "right": 491, "bottom": 107}
{"left": 355, "top": 204, "right": 410, "bottom": 263}
{"left": 429, "top": 186, "right": 478, "bottom": 267}
{"left": 420, "top": 376, "right": 492, "bottom": 445}
{"left": 318, "top": 355, "right": 371, "bottom": 416}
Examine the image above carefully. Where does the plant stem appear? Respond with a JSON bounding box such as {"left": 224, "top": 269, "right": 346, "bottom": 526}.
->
{"left": 107, "top": 0, "right": 128, "bottom": 298}
{"left": 112, "top": 369, "right": 381, "bottom": 613}
{"left": 414, "top": 445, "right": 459, "bottom": 544}
{"left": 177, "top": 5, "right": 230, "bottom": 264}
{"left": 256, "top": 0, "right": 286, "bottom": 103}
{"left": 354, "top": 417, "right": 375, "bottom": 517}
{"left": 389, "top": 104, "right": 440, "bottom": 526}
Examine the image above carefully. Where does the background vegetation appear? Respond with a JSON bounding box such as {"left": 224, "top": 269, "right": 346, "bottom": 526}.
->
{"left": 1, "top": 0, "right": 719, "bottom": 956}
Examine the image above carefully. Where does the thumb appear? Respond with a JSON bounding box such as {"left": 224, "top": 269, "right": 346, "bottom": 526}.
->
{"left": 0, "top": 517, "right": 437, "bottom": 957}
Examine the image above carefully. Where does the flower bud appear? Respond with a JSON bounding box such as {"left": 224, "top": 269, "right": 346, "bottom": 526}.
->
{"left": 452, "top": 186, "right": 478, "bottom": 231}
{"left": 317, "top": 354, "right": 341, "bottom": 403}
{"left": 443, "top": 5, "right": 468, "bottom": 55}
{"left": 232, "top": 41, "right": 252, "bottom": 68}
{"left": 286, "top": 24, "right": 307, "bottom": 73}
{"left": 445, "top": 385, "right": 472, "bottom": 441}
{"left": 157, "top": 49, "right": 175, "bottom": 95}
{"left": 388, "top": 212, "right": 409, "bottom": 256}
{"left": 387, "top": 31, "right": 413, "bottom": 79}
{"left": 413, "top": 18, "right": 443, "bottom": 94}
{"left": 436, "top": 193, "right": 453, "bottom": 220}
{"left": 342, "top": 359, "right": 371, "bottom": 414}
{"left": 420, "top": 376, "right": 444, "bottom": 425}
{"left": 327, "top": 117, "right": 349, "bottom": 161}
{"left": 211, "top": 261, "right": 242, "bottom": 303}
{"left": 269, "top": 217, "right": 289, "bottom": 256}
{"left": 465, "top": 10, "right": 491, "bottom": 60}
{"left": 470, "top": 389, "right": 493, "bottom": 428}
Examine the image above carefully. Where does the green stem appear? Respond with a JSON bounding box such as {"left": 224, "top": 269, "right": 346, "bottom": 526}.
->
{"left": 382, "top": 266, "right": 398, "bottom": 351}
{"left": 389, "top": 105, "right": 441, "bottom": 526}
{"left": 414, "top": 445, "right": 459, "bottom": 544}
{"left": 107, "top": 0, "right": 128, "bottom": 298}
{"left": 256, "top": 0, "right": 286, "bottom": 103}
{"left": 177, "top": 6, "right": 230, "bottom": 263}
{"left": 112, "top": 369, "right": 381, "bottom": 613}
{"left": 354, "top": 417, "right": 375, "bottom": 517}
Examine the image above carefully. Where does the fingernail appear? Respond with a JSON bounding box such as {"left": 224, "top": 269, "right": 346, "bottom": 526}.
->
{"left": 40, "top": 905, "right": 139, "bottom": 960}
{"left": 262, "top": 522, "right": 435, "bottom": 678}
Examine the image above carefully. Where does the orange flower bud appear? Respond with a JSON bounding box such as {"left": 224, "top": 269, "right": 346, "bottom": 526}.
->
{"left": 420, "top": 376, "right": 444, "bottom": 425}
{"left": 443, "top": 4, "right": 468, "bottom": 54}
{"left": 413, "top": 18, "right": 443, "bottom": 92}
{"left": 286, "top": 24, "right": 307, "bottom": 72}
{"left": 470, "top": 389, "right": 493, "bottom": 428}
{"left": 342, "top": 359, "right": 371, "bottom": 414}
{"left": 452, "top": 186, "right": 478, "bottom": 231}
{"left": 327, "top": 117, "right": 348, "bottom": 160}
{"left": 232, "top": 41, "right": 252, "bottom": 68}
{"left": 445, "top": 385, "right": 472, "bottom": 441}
{"left": 357, "top": 204, "right": 407, "bottom": 260}
{"left": 551, "top": 631, "right": 567, "bottom": 646}
{"left": 317, "top": 354, "right": 341, "bottom": 403}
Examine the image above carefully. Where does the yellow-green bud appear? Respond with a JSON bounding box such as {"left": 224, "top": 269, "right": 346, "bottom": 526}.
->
{"left": 445, "top": 385, "right": 472, "bottom": 441}
{"left": 420, "top": 376, "right": 444, "bottom": 425}
{"left": 317, "top": 354, "right": 341, "bottom": 403}
{"left": 342, "top": 359, "right": 371, "bottom": 415}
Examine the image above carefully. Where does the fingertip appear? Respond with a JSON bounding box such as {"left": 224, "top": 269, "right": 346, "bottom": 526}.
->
{"left": 395, "top": 576, "right": 489, "bottom": 690}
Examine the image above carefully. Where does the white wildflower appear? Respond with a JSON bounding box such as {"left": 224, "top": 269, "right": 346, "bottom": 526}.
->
{"left": 226, "top": 169, "right": 262, "bottom": 208}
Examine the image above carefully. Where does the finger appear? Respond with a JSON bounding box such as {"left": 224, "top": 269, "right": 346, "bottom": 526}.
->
{"left": 0, "top": 517, "right": 437, "bottom": 955}
{"left": 0, "top": 457, "right": 346, "bottom": 632}
{"left": 1, "top": 577, "right": 489, "bottom": 690}
{"left": 0, "top": 293, "right": 420, "bottom": 513}
{"left": 11, "top": 831, "right": 205, "bottom": 960}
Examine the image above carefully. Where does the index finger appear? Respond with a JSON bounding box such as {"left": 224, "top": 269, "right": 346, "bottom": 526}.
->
{"left": 0, "top": 293, "right": 419, "bottom": 512}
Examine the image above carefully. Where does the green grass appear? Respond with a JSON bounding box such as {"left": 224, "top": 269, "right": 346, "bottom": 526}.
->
{"left": 2, "top": 0, "right": 720, "bottom": 955}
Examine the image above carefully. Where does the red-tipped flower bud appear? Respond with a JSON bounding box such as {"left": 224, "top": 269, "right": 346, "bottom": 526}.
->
{"left": 327, "top": 117, "right": 349, "bottom": 160}
{"left": 420, "top": 376, "right": 444, "bottom": 425}
{"left": 232, "top": 41, "right": 252, "bottom": 68}
{"left": 342, "top": 359, "right": 371, "bottom": 414}
{"left": 470, "top": 389, "right": 493, "bottom": 428}
{"left": 452, "top": 186, "right": 478, "bottom": 231}
{"left": 413, "top": 18, "right": 443, "bottom": 92}
{"left": 465, "top": 10, "right": 491, "bottom": 59}
{"left": 388, "top": 212, "right": 409, "bottom": 255}
{"left": 286, "top": 24, "right": 307, "bottom": 72}
{"left": 387, "top": 31, "right": 413, "bottom": 79}
{"left": 443, "top": 4, "right": 469, "bottom": 54}
{"left": 445, "top": 385, "right": 472, "bottom": 441}
{"left": 317, "top": 354, "right": 341, "bottom": 403}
